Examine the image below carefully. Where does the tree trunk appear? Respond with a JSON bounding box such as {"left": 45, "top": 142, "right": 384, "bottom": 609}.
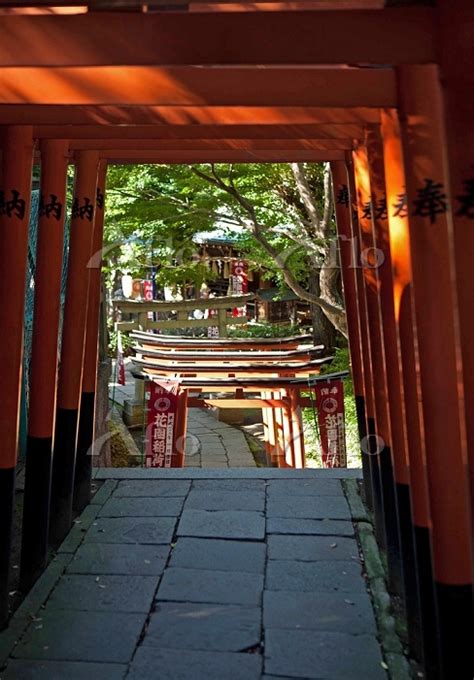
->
{"left": 308, "top": 270, "right": 336, "bottom": 350}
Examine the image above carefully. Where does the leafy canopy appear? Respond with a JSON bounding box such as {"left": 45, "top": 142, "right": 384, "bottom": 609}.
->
{"left": 104, "top": 162, "right": 332, "bottom": 293}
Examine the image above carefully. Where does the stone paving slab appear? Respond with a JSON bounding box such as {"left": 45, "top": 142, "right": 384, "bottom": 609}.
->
{"left": 201, "top": 461, "right": 230, "bottom": 468}
{"left": 99, "top": 495, "right": 184, "bottom": 517}
{"left": 113, "top": 480, "right": 191, "bottom": 497}
{"left": 184, "top": 489, "right": 265, "bottom": 512}
{"left": 262, "top": 676, "right": 305, "bottom": 680}
{"left": 47, "top": 574, "right": 159, "bottom": 613}
{"left": 66, "top": 542, "right": 169, "bottom": 576}
{"left": 265, "top": 629, "right": 386, "bottom": 679}
{"left": 263, "top": 590, "right": 376, "bottom": 633}
{"left": 84, "top": 517, "right": 176, "bottom": 544}
{"left": 267, "top": 535, "right": 360, "bottom": 561}
{"left": 266, "top": 517, "right": 354, "bottom": 536}
{"left": 12, "top": 611, "right": 147, "bottom": 663}
{"left": 266, "top": 478, "right": 344, "bottom": 496}
{"left": 127, "top": 647, "right": 262, "bottom": 680}
{"left": 192, "top": 479, "right": 266, "bottom": 492}
{"left": 199, "top": 451, "right": 228, "bottom": 460}
{"left": 169, "top": 538, "right": 266, "bottom": 573}
{"left": 156, "top": 567, "right": 263, "bottom": 607}
{"left": 156, "top": 568, "right": 264, "bottom": 606}
{"left": 144, "top": 602, "right": 261, "bottom": 652}
{"left": 0, "top": 660, "right": 128, "bottom": 680}
{"left": 267, "top": 494, "right": 351, "bottom": 520}
{"left": 178, "top": 509, "right": 265, "bottom": 540}
{"left": 266, "top": 560, "right": 367, "bottom": 593}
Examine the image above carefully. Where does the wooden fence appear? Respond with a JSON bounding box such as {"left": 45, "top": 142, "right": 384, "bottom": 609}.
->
{"left": 113, "top": 294, "right": 255, "bottom": 337}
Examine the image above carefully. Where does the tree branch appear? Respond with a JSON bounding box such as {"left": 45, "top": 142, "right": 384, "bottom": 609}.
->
{"left": 290, "top": 163, "right": 324, "bottom": 239}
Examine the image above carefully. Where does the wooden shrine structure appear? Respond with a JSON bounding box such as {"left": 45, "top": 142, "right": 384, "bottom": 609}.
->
{"left": 0, "top": 2, "right": 473, "bottom": 679}
{"left": 113, "top": 293, "right": 255, "bottom": 336}
{"left": 131, "top": 331, "right": 334, "bottom": 469}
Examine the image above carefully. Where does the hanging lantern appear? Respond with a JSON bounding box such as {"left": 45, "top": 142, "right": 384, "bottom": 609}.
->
{"left": 121, "top": 273, "right": 133, "bottom": 298}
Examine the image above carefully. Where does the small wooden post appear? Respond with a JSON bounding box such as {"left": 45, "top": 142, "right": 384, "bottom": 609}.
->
{"left": 174, "top": 389, "right": 188, "bottom": 468}
{"left": 217, "top": 307, "right": 228, "bottom": 338}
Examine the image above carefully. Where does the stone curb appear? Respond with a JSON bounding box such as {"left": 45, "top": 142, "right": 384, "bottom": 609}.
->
{"left": 344, "top": 480, "right": 411, "bottom": 680}
{"left": 342, "top": 478, "right": 369, "bottom": 522}
{"left": 94, "top": 467, "right": 363, "bottom": 479}
{"left": 0, "top": 554, "right": 73, "bottom": 668}
{"left": 0, "top": 482, "right": 116, "bottom": 669}
{"left": 90, "top": 479, "right": 118, "bottom": 505}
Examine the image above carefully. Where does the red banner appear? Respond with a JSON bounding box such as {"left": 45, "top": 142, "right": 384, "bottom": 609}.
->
{"left": 145, "top": 379, "right": 180, "bottom": 468}
{"left": 207, "top": 307, "right": 219, "bottom": 338}
{"left": 143, "top": 279, "right": 153, "bottom": 301}
{"left": 314, "top": 379, "right": 347, "bottom": 468}
{"left": 116, "top": 331, "right": 126, "bottom": 386}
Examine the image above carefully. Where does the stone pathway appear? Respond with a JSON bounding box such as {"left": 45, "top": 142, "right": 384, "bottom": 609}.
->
{"left": 110, "top": 362, "right": 257, "bottom": 469}
{"left": 184, "top": 409, "right": 256, "bottom": 469}
{"left": 0, "top": 469, "right": 387, "bottom": 680}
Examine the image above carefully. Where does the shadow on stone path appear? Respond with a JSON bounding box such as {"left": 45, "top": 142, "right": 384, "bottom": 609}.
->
{"left": 0, "top": 470, "right": 388, "bottom": 680}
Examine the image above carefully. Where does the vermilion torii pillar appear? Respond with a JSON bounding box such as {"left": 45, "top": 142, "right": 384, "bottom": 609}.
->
{"left": 290, "top": 388, "right": 305, "bottom": 469}
{"left": 345, "top": 154, "right": 386, "bottom": 551}
{"left": 380, "top": 107, "right": 439, "bottom": 679}
{"left": 74, "top": 160, "right": 107, "bottom": 512}
{"left": 397, "top": 64, "right": 473, "bottom": 678}
{"left": 365, "top": 126, "right": 423, "bottom": 661}
{"left": 50, "top": 150, "right": 100, "bottom": 547}
{"left": 330, "top": 160, "right": 371, "bottom": 508}
{"left": 20, "top": 139, "right": 69, "bottom": 590}
{"left": 352, "top": 142, "right": 402, "bottom": 597}
{"left": 0, "top": 125, "right": 33, "bottom": 629}
{"left": 438, "top": 0, "right": 474, "bottom": 531}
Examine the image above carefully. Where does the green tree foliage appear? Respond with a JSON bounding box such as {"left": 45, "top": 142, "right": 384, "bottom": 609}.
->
{"left": 104, "top": 162, "right": 346, "bottom": 338}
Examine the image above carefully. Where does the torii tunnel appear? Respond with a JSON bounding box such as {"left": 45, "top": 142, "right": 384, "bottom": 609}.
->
{"left": 0, "top": 1, "right": 473, "bottom": 678}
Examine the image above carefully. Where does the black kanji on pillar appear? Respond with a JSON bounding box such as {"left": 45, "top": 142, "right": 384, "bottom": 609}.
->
{"left": 336, "top": 184, "right": 349, "bottom": 208}
{"left": 96, "top": 187, "right": 104, "bottom": 210}
{"left": 392, "top": 191, "right": 408, "bottom": 218}
{"left": 412, "top": 178, "right": 448, "bottom": 224}
{"left": 72, "top": 197, "right": 94, "bottom": 222}
{"left": 455, "top": 178, "right": 474, "bottom": 218}
{"left": 361, "top": 200, "right": 372, "bottom": 220}
{"left": 0, "top": 189, "right": 26, "bottom": 219}
{"left": 39, "top": 193, "right": 63, "bottom": 221}
{"left": 373, "top": 195, "right": 388, "bottom": 221}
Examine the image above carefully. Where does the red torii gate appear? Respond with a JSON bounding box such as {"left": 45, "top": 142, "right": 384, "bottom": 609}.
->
{"left": 0, "top": 3, "right": 472, "bottom": 679}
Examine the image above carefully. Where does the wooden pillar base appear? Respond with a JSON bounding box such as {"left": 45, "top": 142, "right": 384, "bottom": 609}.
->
{"left": 20, "top": 437, "right": 53, "bottom": 591}
{"left": 50, "top": 408, "right": 79, "bottom": 547}
{"left": 379, "top": 445, "right": 403, "bottom": 597}
{"left": 395, "top": 482, "right": 423, "bottom": 662}
{"left": 435, "top": 583, "right": 473, "bottom": 678}
{"left": 73, "top": 391, "right": 96, "bottom": 513}
{"left": 0, "top": 467, "right": 15, "bottom": 630}
{"left": 355, "top": 394, "right": 372, "bottom": 510}
{"left": 367, "top": 417, "right": 386, "bottom": 552}
{"left": 413, "top": 525, "right": 441, "bottom": 679}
